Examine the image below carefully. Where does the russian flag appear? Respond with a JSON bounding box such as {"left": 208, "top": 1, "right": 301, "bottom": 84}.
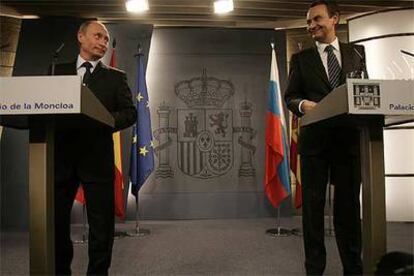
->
{"left": 264, "top": 45, "right": 291, "bottom": 208}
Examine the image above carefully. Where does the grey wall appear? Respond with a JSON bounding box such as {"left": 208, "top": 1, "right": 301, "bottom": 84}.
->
{"left": 129, "top": 28, "right": 290, "bottom": 220}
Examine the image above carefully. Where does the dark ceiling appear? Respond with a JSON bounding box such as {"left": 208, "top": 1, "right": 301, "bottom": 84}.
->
{"left": 1, "top": 0, "right": 413, "bottom": 29}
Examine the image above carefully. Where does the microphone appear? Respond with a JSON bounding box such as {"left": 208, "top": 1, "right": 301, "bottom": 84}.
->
{"left": 53, "top": 42, "right": 65, "bottom": 58}
{"left": 401, "top": 49, "right": 414, "bottom": 58}
{"left": 353, "top": 46, "right": 363, "bottom": 59}
{"left": 51, "top": 42, "right": 65, "bottom": 75}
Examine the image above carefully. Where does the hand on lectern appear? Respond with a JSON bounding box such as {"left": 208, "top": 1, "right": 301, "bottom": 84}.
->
{"left": 302, "top": 100, "right": 317, "bottom": 114}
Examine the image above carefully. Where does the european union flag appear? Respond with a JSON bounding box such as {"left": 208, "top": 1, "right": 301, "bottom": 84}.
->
{"left": 130, "top": 52, "right": 154, "bottom": 197}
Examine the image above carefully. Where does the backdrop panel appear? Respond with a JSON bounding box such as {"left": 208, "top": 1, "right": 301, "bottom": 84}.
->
{"left": 132, "top": 28, "right": 290, "bottom": 219}
{"left": 348, "top": 9, "right": 414, "bottom": 222}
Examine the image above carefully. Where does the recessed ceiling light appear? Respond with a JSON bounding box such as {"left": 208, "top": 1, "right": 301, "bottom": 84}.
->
{"left": 125, "top": 0, "right": 149, "bottom": 13}
{"left": 214, "top": 0, "right": 234, "bottom": 14}
{"left": 21, "top": 15, "right": 40, "bottom": 19}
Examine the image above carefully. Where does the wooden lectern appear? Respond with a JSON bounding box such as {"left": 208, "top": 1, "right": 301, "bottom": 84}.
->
{"left": 300, "top": 78, "right": 414, "bottom": 274}
{"left": 0, "top": 76, "right": 114, "bottom": 275}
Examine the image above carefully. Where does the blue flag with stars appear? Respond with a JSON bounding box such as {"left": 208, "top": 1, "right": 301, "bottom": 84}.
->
{"left": 130, "top": 53, "right": 154, "bottom": 197}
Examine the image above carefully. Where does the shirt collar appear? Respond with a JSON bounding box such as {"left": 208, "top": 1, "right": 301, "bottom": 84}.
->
{"left": 316, "top": 37, "right": 340, "bottom": 54}
{"left": 76, "top": 55, "right": 100, "bottom": 72}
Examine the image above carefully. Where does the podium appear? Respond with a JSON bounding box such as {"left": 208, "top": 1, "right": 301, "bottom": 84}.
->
{"left": 301, "top": 78, "right": 414, "bottom": 274}
{"left": 0, "top": 76, "right": 114, "bottom": 275}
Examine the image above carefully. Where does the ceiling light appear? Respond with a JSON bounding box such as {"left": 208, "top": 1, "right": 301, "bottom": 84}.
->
{"left": 214, "top": 0, "right": 234, "bottom": 14}
{"left": 21, "top": 15, "right": 40, "bottom": 19}
{"left": 125, "top": 0, "right": 149, "bottom": 13}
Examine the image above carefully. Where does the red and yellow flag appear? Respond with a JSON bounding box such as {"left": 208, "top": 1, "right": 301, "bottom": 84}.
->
{"left": 290, "top": 114, "right": 302, "bottom": 209}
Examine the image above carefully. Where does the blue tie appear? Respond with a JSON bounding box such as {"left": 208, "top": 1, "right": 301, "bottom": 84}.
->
{"left": 325, "top": 45, "right": 341, "bottom": 89}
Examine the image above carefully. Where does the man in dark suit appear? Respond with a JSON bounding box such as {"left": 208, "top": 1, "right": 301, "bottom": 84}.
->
{"left": 284, "top": 1, "right": 367, "bottom": 274}
{"left": 53, "top": 21, "right": 136, "bottom": 275}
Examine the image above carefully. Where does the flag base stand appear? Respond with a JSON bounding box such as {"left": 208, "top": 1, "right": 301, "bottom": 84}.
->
{"left": 325, "top": 183, "right": 335, "bottom": 237}
{"left": 73, "top": 233, "right": 88, "bottom": 244}
{"left": 266, "top": 227, "right": 292, "bottom": 237}
{"left": 114, "top": 230, "right": 128, "bottom": 239}
{"left": 266, "top": 206, "right": 292, "bottom": 237}
{"left": 127, "top": 227, "right": 150, "bottom": 237}
{"left": 127, "top": 194, "right": 150, "bottom": 238}
{"left": 291, "top": 227, "right": 302, "bottom": 236}
{"left": 73, "top": 204, "right": 88, "bottom": 244}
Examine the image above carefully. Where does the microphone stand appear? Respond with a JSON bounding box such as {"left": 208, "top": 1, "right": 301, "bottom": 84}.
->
{"left": 51, "top": 43, "right": 64, "bottom": 75}
{"left": 352, "top": 46, "right": 367, "bottom": 79}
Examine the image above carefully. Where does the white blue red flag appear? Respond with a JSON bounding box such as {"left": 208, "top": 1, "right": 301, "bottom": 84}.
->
{"left": 264, "top": 44, "right": 291, "bottom": 208}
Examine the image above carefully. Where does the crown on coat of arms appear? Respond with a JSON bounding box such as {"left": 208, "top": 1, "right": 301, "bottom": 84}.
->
{"left": 175, "top": 69, "right": 235, "bottom": 108}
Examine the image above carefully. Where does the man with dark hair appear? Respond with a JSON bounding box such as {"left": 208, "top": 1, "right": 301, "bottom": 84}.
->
{"left": 310, "top": 0, "right": 341, "bottom": 18}
{"left": 53, "top": 21, "right": 136, "bottom": 275}
{"left": 284, "top": 1, "right": 366, "bottom": 274}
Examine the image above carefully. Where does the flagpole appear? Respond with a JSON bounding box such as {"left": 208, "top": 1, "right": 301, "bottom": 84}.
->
{"left": 266, "top": 204, "right": 292, "bottom": 237}
{"left": 291, "top": 173, "right": 303, "bottom": 236}
{"left": 291, "top": 114, "right": 302, "bottom": 237}
{"left": 291, "top": 43, "right": 304, "bottom": 237}
{"left": 326, "top": 182, "right": 335, "bottom": 237}
{"left": 265, "top": 41, "right": 292, "bottom": 238}
{"left": 127, "top": 43, "right": 152, "bottom": 238}
{"left": 127, "top": 187, "right": 150, "bottom": 237}
{"left": 73, "top": 204, "right": 88, "bottom": 244}
{"left": 108, "top": 37, "right": 129, "bottom": 240}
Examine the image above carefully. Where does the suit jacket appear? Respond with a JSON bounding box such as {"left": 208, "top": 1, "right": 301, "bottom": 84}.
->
{"left": 284, "top": 42, "right": 367, "bottom": 155}
{"left": 53, "top": 61, "right": 137, "bottom": 182}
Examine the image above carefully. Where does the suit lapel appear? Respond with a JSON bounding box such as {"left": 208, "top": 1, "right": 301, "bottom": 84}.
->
{"left": 89, "top": 61, "right": 106, "bottom": 85}
{"left": 307, "top": 46, "right": 330, "bottom": 88}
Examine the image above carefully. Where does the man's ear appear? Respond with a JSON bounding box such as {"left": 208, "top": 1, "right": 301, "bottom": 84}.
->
{"left": 332, "top": 13, "right": 340, "bottom": 25}
{"left": 77, "top": 32, "right": 83, "bottom": 43}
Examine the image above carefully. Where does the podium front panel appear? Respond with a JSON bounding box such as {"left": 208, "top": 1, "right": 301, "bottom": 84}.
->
{"left": 0, "top": 76, "right": 82, "bottom": 115}
{"left": 347, "top": 78, "right": 414, "bottom": 116}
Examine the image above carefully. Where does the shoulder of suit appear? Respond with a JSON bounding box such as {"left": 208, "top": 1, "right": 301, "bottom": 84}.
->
{"left": 100, "top": 63, "right": 126, "bottom": 75}
{"left": 291, "top": 47, "right": 315, "bottom": 59}
{"left": 51, "top": 61, "right": 76, "bottom": 75}
{"left": 55, "top": 62, "right": 76, "bottom": 69}
{"left": 340, "top": 42, "right": 364, "bottom": 50}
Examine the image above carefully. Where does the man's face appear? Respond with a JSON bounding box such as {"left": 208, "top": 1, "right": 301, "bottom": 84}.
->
{"left": 306, "top": 4, "right": 338, "bottom": 43}
{"left": 78, "top": 22, "right": 109, "bottom": 61}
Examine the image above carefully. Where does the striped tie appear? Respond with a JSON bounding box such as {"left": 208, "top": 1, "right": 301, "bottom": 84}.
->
{"left": 325, "top": 45, "right": 341, "bottom": 89}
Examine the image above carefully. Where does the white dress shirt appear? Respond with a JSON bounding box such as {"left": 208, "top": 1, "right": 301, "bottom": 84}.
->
{"left": 315, "top": 37, "right": 342, "bottom": 77}
{"left": 76, "top": 55, "right": 100, "bottom": 83}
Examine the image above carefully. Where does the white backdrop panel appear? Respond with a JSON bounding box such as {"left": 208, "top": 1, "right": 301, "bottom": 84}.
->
{"left": 349, "top": 9, "right": 414, "bottom": 222}
{"left": 348, "top": 9, "right": 414, "bottom": 42}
